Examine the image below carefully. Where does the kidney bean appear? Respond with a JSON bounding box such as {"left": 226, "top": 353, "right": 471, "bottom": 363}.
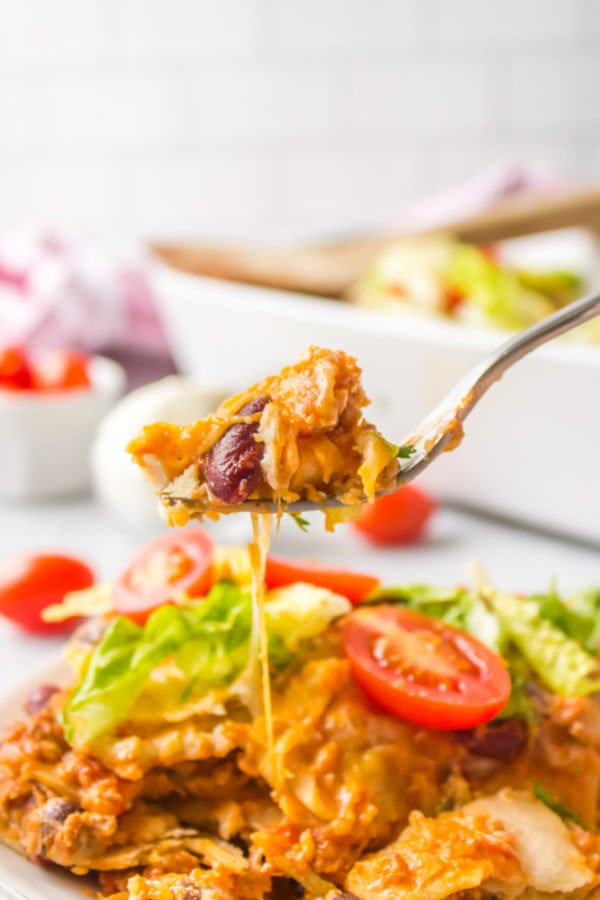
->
{"left": 24, "top": 684, "right": 59, "bottom": 716}
{"left": 41, "top": 798, "right": 78, "bottom": 824}
{"left": 203, "top": 396, "right": 269, "bottom": 504}
{"left": 268, "top": 878, "right": 305, "bottom": 899}
{"left": 452, "top": 716, "right": 527, "bottom": 761}
{"left": 39, "top": 798, "right": 79, "bottom": 852}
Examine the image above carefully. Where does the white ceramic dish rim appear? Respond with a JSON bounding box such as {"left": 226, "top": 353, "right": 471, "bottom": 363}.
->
{"left": 152, "top": 260, "right": 600, "bottom": 373}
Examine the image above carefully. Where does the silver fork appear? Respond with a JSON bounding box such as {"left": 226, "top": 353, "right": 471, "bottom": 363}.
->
{"left": 161, "top": 289, "right": 600, "bottom": 515}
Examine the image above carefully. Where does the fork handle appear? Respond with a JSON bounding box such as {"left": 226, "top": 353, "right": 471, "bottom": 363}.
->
{"left": 471, "top": 289, "right": 600, "bottom": 400}
{"left": 401, "top": 289, "right": 600, "bottom": 485}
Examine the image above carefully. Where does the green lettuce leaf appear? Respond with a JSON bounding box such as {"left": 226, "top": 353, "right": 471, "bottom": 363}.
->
{"left": 372, "top": 584, "right": 501, "bottom": 649}
{"left": 173, "top": 582, "right": 252, "bottom": 698}
{"left": 63, "top": 580, "right": 350, "bottom": 746}
{"left": 516, "top": 269, "right": 581, "bottom": 308}
{"left": 486, "top": 591, "right": 600, "bottom": 697}
{"left": 63, "top": 609, "right": 191, "bottom": 744}
{"left": 265, "top": 584, "right": 350, "bottom": 667}
{"left": 447, "top": 243, "right": 555, "bottom": 331}
{"left": 531, "top": 585, "right": 600, "bottom": 655}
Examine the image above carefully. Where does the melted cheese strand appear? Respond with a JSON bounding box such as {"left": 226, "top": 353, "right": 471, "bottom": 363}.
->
{"left": 249, "top": 512, "right": 275, "bottom": 770}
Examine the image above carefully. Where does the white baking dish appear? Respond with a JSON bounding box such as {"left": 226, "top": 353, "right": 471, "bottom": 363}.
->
{"left": 150, "top": 259, "right": 600, "bottom": 545}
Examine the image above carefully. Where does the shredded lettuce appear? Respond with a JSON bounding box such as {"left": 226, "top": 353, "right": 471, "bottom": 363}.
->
{"left": 351, "top": 237, "right": 582, "bottom": 334}
{"left": 265, "top": 583, "right": 350, "bottom": 666}
{"left": 484, "top": 591, "right": 600, "bottom": 698}
{"left": 447, "top": 242, "right": 556, "bottom": 331}
{"left": 63, "top": 581, "right": 350, "bottom": 746}
{"left": 531, "top": 585, "right": 600, "bottom": 655}
{"left": 516, "top": 269, "right": 581, "bottom": 308}
{"left": 373, "top": 584, "right": 501, "bottom": 649}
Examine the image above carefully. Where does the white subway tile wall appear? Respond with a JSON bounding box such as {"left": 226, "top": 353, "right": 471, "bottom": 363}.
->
{"left": 0, "top": 0, "right": 598, "bottom": 237}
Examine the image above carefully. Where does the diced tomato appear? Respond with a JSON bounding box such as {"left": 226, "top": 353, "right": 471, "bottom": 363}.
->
{"left": 342, "top": 604, "right": 511, "bottom": 730}
{"left": 114, "top": 528, "right": 215, "bottom": 622}
{"left": 31, "top": 350, "right": 91, "bottom": 391}
{"left": 265, "top": 555, "right": 380, "bottom": 604}
{"left": 352, "top": 484, "right": 436, "bottom": 546}
{"left": 0, "top": 553, "right": 95, "bottom": 634}
{"left": 0, "top": 346, "right": 92, "bottom": 392}
{"left": 0, "top": 346, "right": 33, "bottom": 390}
{"left": 442, "top": 283, "right": 466, "bottom": 314}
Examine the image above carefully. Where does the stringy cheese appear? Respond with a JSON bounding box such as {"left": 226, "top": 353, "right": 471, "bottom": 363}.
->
{"left": 249, "top": 513, "right": 275, "bottom": 770}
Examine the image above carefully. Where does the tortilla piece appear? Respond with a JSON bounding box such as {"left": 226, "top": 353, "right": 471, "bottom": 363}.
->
{"left": 345, "top": 790, "right": 599, "bottom": 900}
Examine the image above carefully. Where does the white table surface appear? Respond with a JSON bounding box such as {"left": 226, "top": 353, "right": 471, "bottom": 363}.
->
{"left": 0, "top": 494, "right": 599, "bottom": 696}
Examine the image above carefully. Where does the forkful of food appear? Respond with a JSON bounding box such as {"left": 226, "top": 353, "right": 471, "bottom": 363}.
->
{"left": 129, "top": 290, "right": 600, "bottom": 525}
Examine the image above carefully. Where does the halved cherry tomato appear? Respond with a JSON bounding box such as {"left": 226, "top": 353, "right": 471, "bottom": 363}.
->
{"left": 352, "top": 484, "right": 436, "bottom": 546}
{"left": 114, "top": 529, "right": 215, "bottom": 622}
{"left": 0, "top": 346, "right": 33, "bottom": 390}
{"left": 0, "top": 553, "right": 94, "bottom": 634}
{"left": 31, "top": 349, "right": 91, "bottom": 391}
{"left": 265, "top": 555, "right": 380, "bottom": 604}
{"left": 342, "top": 605, "right": 510, "bottom": 730}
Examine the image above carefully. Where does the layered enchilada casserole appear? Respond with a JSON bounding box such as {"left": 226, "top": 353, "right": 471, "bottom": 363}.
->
{"left": 2, "top": 535, "right": 600, "bottom": 899}
{"left": 3, "top": 346, "right": 600, "bottom": 900}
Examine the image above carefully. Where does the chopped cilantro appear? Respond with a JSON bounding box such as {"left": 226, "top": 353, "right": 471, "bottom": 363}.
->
{"left": 290, "top": 513, "right": 310, "bottom": 532}
{"left": 397, "top": 444, "right": 417, "bottom": 459}
{"left": 534, "top": 782, "right": 591, "bottom": 830}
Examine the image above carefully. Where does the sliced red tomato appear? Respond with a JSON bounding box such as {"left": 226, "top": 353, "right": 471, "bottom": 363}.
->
{"left": 0, "top": 346, "right": 33, "bottom": 390}
{"left": 31, "top": 349, "right": 91, "bottom": 391}
{"left": 114, "top": 529, "right": 215, "bottom": 622}
{"left": 0, "top": 553, "right": 94, "bottom": 634}
{"left": 265, "top": 555, "right": 380, "bottom": 604}
{"left": 342, "top": 605, "right": 510, "bottom": 730}
{"left": 352, "top": 484, "right": 436, "bottom": 546}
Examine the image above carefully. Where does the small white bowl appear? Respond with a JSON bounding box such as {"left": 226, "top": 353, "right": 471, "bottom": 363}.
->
{"left": 0, "top": 356, "right": 126, "bottom": 500}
